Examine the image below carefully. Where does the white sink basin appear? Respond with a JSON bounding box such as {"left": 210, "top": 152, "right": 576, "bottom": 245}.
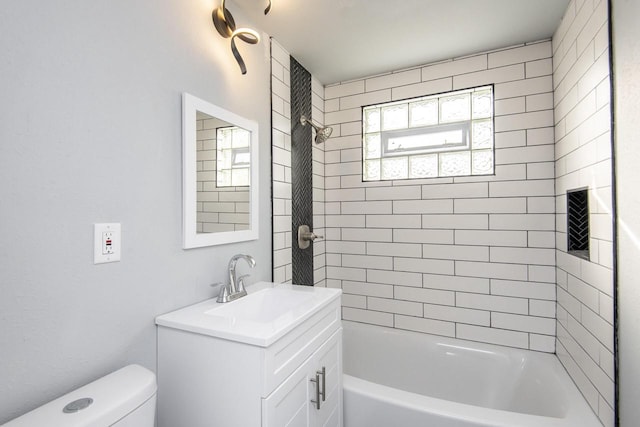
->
{"left": 206, "top": 287, "right": 317, "bottom": 323}
{"left": 156, "top": 282, "right": 341, "bottom": 347}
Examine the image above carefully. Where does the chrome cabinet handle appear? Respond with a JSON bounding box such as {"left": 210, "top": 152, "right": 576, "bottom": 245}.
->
{"left": 310, "top": 366, "right": 327, "bottom": 410}
{"left": 320, "top": 366, "right": 326, "bottom": 402}
{"left": 310, "top": 371, "right": 321, "bottom": 410}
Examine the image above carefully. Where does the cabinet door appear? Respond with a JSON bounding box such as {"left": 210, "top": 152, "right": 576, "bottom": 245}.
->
{"left": 262, "top": 353, "right": 314, "bottom": 427}
{"left": 263, "top": 328, "right": 343, "bottom": 427}
{"left": 311, "top": 329, "right": 343, "bottom": 427}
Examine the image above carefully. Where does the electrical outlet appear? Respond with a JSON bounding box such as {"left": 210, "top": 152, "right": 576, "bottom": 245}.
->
{"left": 102, "top": 231, "right": 114, "bottom": 254}
{"left": 94, "top": 223, "right": 121, "bottom": 264}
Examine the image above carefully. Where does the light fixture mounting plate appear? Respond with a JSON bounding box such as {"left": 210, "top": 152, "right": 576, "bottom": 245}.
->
{"left": 212, "top": 6, "right": 235, "bottom": 38}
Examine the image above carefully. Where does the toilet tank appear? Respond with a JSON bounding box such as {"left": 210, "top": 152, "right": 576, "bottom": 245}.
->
{"left": 2, "top": 365, "right": 156, "bottom": 427}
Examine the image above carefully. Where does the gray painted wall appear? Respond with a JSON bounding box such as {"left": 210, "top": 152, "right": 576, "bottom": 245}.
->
{"left": 0, "top": 0, "right": 272, "bottom": 422}
{"left": 613, "top": 0, "right": 640, "bottom": 425}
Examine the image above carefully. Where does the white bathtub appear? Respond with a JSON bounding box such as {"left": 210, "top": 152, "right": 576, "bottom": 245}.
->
{"left": 342, "top": 321, "right": 601, "bottom": 427}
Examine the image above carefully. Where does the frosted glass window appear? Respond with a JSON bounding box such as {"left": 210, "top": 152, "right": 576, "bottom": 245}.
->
{"left": 473, "top": 90, "right": 493, "bottom": 119}
{"left": 364, "top": 134, "right": 382, "bottom": 159}
{"left": 218, "top": 129, "right": 232, "bottom": 149}
{"left": 381, "top": 104, "right": 408, "bottom": 130}
{"left": 217, "top": 169, "right": 231, "bottom": 187}
{"left": 440, "top": 151, "right": 471, "bottom": 176}
{"left": 364, "top": 159, "right": 381, "bottom": 181}
{"left": 217, "top": 126, "right": 251, "bottom": 187}
{"left": 409, "top": 99, "right": 438, "bottom": 127}
{"left": 363, "top": 85, "right": 494, "bottom": 181}
{"left": 364, "top": 108, "right": 381, "bottom": 133}
{"left": 381, "top": 157, "right": 408, "bottom": 180}
{"left": 231, "top": 168, "right": 249, "bottom": 186}
{"left": 440, "top": 94, "right": 470, "bottom": 123}
{"left": 472, "top": 150, "right": 494, "bottom": 175}
{"left": 232, "top": 128, "right": 249, "bottom": 147}
{"left": 409, "top": 154, "right": 438, "bottom": 178}
{"left": 472, "top": 120, "right": 493, "bottom": 149}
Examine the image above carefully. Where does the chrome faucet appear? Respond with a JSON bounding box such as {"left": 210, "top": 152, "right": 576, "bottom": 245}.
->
{"left": 217, "top": 254, "right": 256, "bottom": 303}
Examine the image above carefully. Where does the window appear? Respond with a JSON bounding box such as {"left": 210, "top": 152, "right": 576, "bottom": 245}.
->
{"left": 216, "top": 126, "right": 250, "bottom": 187}
{"left": 362, "top": 85, "right": 494, "bottom": 181}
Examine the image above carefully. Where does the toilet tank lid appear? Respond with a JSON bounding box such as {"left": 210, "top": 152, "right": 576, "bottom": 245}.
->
{"left": 3, "top": 364, "right": 156, "bottom": 427}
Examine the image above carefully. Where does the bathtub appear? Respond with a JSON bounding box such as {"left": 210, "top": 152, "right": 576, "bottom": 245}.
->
{"left": 342, "top": 321, "right": 601, "bottom": 427}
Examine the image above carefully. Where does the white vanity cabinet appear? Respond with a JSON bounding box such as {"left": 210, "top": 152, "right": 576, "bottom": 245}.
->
{"left": 156, "top": 282, "right": 343, "bottom": 427}
{"left": 262, "top": 328, "right": 342, "bottom": 427}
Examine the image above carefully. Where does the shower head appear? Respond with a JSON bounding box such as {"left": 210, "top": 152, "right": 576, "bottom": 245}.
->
{"left": 300, "top": 115, "right": 333, "bottom": 144}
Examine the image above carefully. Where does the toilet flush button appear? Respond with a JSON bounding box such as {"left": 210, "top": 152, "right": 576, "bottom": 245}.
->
{"left": 63, "top": 397, "right": 94, "bottom": 413}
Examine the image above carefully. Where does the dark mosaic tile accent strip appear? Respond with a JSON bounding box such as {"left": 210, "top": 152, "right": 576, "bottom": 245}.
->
{"left": 290, "top": 56, "right": 314, "bottom": 286}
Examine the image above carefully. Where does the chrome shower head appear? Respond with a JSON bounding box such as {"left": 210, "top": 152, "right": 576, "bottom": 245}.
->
{"left": 300, "top": 115, "right": 333, "bottom": 144}
{"left": 315, "top": 125, "right": 333, "bottom": 144}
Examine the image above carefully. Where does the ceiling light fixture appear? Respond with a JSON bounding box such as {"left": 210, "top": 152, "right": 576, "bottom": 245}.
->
{"left": 212, "top": 0, "right": 265, "bottom": 74}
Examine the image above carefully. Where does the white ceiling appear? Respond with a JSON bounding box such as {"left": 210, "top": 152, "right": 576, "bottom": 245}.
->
{"left": 233, "top": 0, "right": 569, "bottom": 85}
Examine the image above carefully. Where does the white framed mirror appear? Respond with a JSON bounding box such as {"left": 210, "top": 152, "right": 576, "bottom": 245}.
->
{"left": 182, "top": 93, "right": 259, "bottom": 248}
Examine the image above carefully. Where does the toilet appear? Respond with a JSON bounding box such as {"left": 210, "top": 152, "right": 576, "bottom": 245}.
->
{"left": 2, "top": 364, "right": 156, "bottom": 427}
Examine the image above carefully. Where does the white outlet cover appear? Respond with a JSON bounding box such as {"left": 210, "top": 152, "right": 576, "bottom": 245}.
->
{"left": 94, "top": 223, "right": 121, "bottom": 264}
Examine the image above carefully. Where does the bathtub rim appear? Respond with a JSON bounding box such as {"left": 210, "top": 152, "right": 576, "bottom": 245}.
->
{"left": 342, "top": 320, "right": 602, "bottom": 427}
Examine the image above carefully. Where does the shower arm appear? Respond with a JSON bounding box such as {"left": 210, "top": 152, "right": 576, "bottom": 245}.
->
{"left": 300, "top": 115, "right": 331, "bottom": 134}
{"left": 300, "top": 115, "right": 320, "bottom": 132}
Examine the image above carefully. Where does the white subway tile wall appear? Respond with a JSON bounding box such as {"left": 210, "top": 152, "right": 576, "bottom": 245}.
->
{"left": 323, "top": 39, "right": 557, "bottom": 353}
{"left": 270, "top": 4, "right": 613, "bottom": 424}
{"left": 554, "top": 1, "right": 613, "bottom": 426}
{"left": 312, "top": 73, "right": 328, "bottom": 288}
{"left": 271, "top": 40, "right": 293, "bottom": 284}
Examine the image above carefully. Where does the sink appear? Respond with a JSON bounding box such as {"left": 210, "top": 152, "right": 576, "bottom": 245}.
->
{"left": 156, "top": 282, "right": 341, "bottom": 347}
{"left": 206, "top": 287, "right": 317, "bottom": 323}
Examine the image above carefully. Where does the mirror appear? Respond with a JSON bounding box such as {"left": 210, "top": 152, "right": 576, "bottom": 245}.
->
{"left": 182, "top": 93, "right": 259, "bottom": 248}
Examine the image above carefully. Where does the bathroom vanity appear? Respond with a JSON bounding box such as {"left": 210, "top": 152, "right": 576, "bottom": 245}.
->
{"left": 156, "top": 282, "right": 342, "bottom": 427}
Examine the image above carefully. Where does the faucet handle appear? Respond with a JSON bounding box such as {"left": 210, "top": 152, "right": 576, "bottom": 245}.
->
{"left": 298, "top": 225, "right": 324, "bottom": 249}
{"left": 236, "top": 274, "right": 250, "bottom": 293}
{"left": 216, "top": 284, "right": 230, "bottom": 303}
